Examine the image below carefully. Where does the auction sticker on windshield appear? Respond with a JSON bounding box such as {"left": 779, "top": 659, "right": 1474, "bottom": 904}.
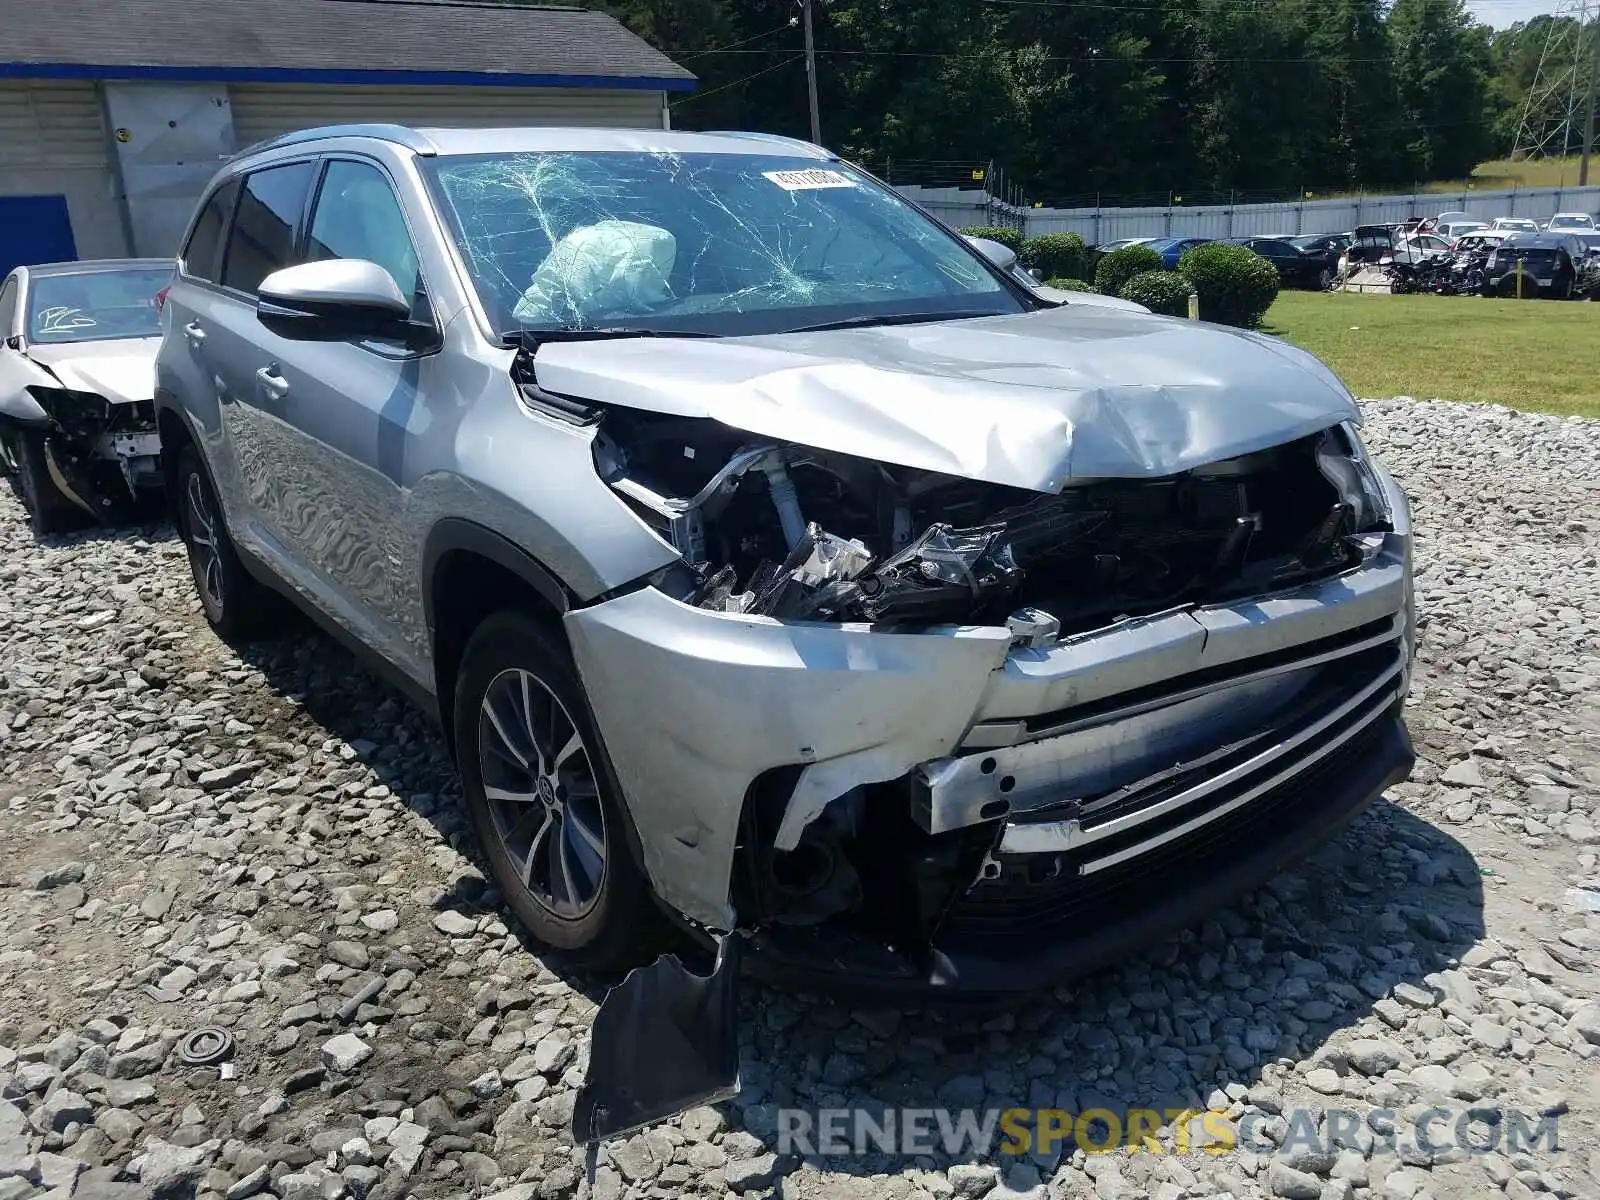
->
{"left": 764, "top": 168, "right": 857, "bottom": 191}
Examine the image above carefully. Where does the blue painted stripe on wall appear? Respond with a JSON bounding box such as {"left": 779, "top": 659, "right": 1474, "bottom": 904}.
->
{"left": 0, "top": 61, "right": 695, "bottom": 91}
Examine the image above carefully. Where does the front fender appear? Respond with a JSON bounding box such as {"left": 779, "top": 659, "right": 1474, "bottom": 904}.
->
{"left": 0, "top": 353, "right": 58, "bottom": 427}
{"left": 0, "top": 386, "right": 50, "bottom": 427}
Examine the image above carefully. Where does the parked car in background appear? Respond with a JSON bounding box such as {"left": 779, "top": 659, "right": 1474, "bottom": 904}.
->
{"left": 1342, "top": 225, "right": 1401, "bottom": 271}
{"left": 1224, "top": 237, "right": 1324, "bottom": 289}
{"left": 1095, "top": 237, "right": 1156, "bottom": 254}
{"left": 1432, "top": 220, "right": 1487, "bottom": 242}
{"left": 1489, "top": 218, "right": 1539, "bottom": 234}
{"left": 1486, "top": 233, "right": 1583, "bottom": 298}
{"left": 1289, "top": 232, "right": 1351, "bottom": 287}
{"left": 1147, "top": 236, "right": 1214, "bottom": 268}
{"left": 1544, "top": 213, "right": 1596, "bottom": 233}
{"left": 0, "top": 258, "right": 174, "bottom": 535}
{"left": 1394, "top": 232, "right": 1454, "bottom": 263}
{"left": 1450, "top": 231, "right": 1510, "bottom": 255}
{"left": 156, "top": 124, "right": 1416, "bottom": 1137}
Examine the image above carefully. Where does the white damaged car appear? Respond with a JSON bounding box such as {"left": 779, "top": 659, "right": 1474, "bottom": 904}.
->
{"left": 0, "top": 258, "right": 173, "bottom": 534}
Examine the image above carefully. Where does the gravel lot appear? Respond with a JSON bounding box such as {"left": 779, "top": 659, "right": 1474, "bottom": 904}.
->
{"left": 1, "top": 397, "right": 1598, "bottom": 1200}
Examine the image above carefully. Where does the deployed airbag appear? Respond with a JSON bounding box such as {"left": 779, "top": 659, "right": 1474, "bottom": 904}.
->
{"left": 514, "top": 220, "right": 677, "bottom": 326}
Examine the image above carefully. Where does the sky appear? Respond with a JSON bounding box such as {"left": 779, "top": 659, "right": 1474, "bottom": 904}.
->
{"left": 1466, "top": 0, "right": 1566, "bottom": 29}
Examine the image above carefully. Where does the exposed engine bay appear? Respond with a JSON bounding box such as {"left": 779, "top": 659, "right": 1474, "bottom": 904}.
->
{"left": 1, "top": 386, "right": 163, "bottom": 523}
{"left": 593, "top": 410, "right": 1388, "bottom": 638}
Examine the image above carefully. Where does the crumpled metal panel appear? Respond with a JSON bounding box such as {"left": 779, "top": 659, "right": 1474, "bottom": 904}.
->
{"left": 563, "top": 587, "right": 1012, "bottom": 930}
{"left": 21, "top": 338, "right": 160, "bottom": 405}
{"left": 535, "top": 305, "right": 1363, "bottom": 492}
{"left": 0, "top": 352, "right": 58, "bottom": 424}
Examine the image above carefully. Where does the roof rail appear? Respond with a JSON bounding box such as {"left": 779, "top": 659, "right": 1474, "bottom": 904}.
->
{"left": 702, "top": 131, "right": 832, "bottom": 158}
{"left": 232, "top": 123, "right": 439, "bottom": 161}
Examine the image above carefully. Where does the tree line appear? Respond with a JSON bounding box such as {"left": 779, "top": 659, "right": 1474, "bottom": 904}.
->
{"left": 582, "top": 0, "right": 1597, "bottom": 204}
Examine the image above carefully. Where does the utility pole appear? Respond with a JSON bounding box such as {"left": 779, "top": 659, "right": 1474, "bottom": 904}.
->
{"left": 802, "top": 0, "right": 821, "bottom": 145}
{"left": 1581, "top": 9, "right": 1598, "bottom": 185}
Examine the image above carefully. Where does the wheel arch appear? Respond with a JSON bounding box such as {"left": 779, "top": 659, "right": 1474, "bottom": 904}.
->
{"left": 155, "top": 392, "right": 200, "bottom": 514}
{"left": 422, "top": 517, "right": 577, "bottom": 757}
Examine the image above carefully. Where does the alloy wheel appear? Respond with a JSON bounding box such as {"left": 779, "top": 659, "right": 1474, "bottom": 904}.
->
{"left": 477, "top": 667, "right": 607, "bottom": 918}
{"left": 185, "top": 472, "right": 224, "bottom": 611}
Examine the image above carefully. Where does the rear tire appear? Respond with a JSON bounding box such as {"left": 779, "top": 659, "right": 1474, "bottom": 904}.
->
{"left": 175, "top": 445, "right": 282, "bottom": 641}
{"left": 13, "top": 430, "right": 86, "bottom": 537}
{"left": 454, "top": 610, "right": 661, "bottom": 973}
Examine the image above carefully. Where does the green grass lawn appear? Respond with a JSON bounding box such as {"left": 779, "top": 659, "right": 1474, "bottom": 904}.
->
{"left": 1263, "top": 291, "right": 1600, "bottom": 419}
{"left": 1416, "top": 155, "right": 1594, "bottom": 192}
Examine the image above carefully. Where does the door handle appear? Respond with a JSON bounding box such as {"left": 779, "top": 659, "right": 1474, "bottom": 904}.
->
{"left": 255, "top": 365, "right": 289, "bottom": 400}
{"left": 184, "top": 321, "right": 206, "bottom": 346}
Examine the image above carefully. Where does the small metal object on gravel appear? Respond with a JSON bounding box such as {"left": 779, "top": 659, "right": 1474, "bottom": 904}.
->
{"left": 338, "top": 975, "right": 387, "bottom": 1023}
{"left": 177, "top": 1027, "right": 235, "bottom": 1066}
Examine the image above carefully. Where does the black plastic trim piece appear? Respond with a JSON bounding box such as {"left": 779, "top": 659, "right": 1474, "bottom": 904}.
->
{"left": 420, "top": 517, "right": 574, "bottom": 633}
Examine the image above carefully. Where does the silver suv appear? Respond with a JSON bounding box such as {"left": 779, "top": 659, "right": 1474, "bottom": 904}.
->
{"left": 157, "top": 124, "right": 1416, "bottom": 1136}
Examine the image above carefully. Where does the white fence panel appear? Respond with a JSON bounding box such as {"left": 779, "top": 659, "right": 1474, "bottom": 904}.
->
{"left": 896, "top": 183, "right": 1600, "bottom": 244}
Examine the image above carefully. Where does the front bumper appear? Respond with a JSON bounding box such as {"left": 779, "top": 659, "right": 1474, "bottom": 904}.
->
{"left": 746, "top": 711, "right": 1412, "bottom": 998}
{"left": 565, "top": 462, "right": 1416, "bottom": 929}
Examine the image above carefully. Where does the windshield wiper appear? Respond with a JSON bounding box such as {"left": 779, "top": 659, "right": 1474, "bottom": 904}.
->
{"left": 502, "top": 326, "right": 721, "bottom": 352}
{"left": 778, "top": 309, "right": 1006, "bottom": 335}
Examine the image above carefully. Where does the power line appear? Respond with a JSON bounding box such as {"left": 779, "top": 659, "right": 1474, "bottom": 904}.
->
{"left": 666, "top": 47, "right": 1396, "bottom": 62}
{"left": 673, "top": 24, "right": 795, "bottom": 62}
{"left": 670, "top": 55, "right": 806, "bottom": 107}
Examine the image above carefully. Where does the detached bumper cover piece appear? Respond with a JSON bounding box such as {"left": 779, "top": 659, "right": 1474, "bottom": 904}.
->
{"left": 572, "top": 935, "right": 742, "bottom": 1145}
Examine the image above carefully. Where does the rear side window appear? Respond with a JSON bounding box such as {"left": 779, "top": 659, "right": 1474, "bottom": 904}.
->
{"left": 183, "top": 180, "right": 239, "bottom": 283}
{"left": 221, "top": 162, "right": 316, "bottom": 294}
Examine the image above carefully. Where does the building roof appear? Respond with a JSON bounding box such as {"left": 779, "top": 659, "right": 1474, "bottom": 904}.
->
{"left": 0, "top": 0, "right": 695, "bottom": 91}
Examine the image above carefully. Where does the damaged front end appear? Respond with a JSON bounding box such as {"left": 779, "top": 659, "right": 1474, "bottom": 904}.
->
{"left": 0, "top": 382, "right": 163, "bottom": 522}
{"left": 594, "top": 408, "right": 1386, "bottom": 636}
{"left": 568, "top": 396, "right": 1413, "bottom": 1148}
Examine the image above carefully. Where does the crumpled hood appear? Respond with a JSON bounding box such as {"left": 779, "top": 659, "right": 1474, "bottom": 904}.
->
{"left": 26, "top": 338, "right": 160, "bottom": 405}
{"left": 534, "top": 307, "right": 1361, "bottom": 491}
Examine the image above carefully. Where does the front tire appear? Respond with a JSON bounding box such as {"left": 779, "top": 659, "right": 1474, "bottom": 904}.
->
{"left": 175, "top": 446, "right": 282, "bottom": 641}
{"left": 13, "top": 430, "right": 85, "bottom": 537}
{"left": 454, "top": 610, "right": 658, "bottom": 972}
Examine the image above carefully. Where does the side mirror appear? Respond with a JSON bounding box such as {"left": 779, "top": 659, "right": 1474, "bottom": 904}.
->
{"left": 256, "top": 259, "right": 416, "bottom": 344}
{"left": 964, "top": 236, "right": 1019, "bottom": 274}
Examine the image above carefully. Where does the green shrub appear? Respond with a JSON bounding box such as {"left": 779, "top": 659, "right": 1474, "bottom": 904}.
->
{"left": 1118, "top": 270, "right": 1192, "bottom": 317}
{"left": 1095, "top": 244, "right": 1163, "bottom": 297}
{"left": 1020, "top": 232, "right": 1090, "bottom": 282}
{"left": 1044, "top": 277, "right": 1095, "bottom": 292}
{"left": 958, "top": 226, "right": 1023, "bottom": 254}
{"left": 1177, "top": 242, "right": 1279, "bottom": 328}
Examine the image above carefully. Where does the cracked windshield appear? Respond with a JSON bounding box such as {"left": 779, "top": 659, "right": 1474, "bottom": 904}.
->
{"left": 425, "top": 151, "right": 1025, "bottom": 337}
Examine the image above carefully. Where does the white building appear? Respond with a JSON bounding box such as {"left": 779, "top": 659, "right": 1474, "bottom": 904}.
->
{"left": 0, "top": 0, "right": 694, "bottom": 272}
